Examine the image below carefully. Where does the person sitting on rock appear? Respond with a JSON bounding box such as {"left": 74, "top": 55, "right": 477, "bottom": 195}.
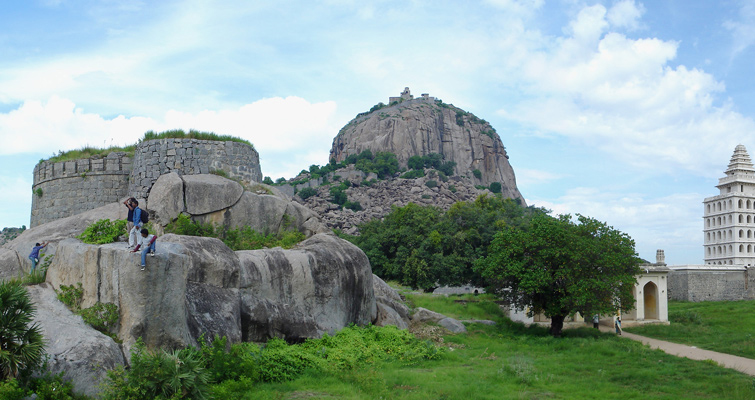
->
{"left": 29, "top": 241, "right": 49, "bottom": 273}
{"left": 131, "top": 228, "right": 157, "bottom": 271}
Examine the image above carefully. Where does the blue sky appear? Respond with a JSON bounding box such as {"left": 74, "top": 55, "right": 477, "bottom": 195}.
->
{"left": 1, "top": 0, "right": 754, "bottom": 265}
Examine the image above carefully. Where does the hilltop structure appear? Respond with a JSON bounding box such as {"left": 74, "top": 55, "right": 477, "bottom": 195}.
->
{"left": 331, "top": 87, "right": 525, "bottom": 202}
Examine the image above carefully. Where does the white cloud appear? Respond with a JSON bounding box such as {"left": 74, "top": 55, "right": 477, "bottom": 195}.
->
{"left": 497, "top": 3, "right": 755, "bottom": 178}
{"left": 516, "top": 168, "right": 566, "bottom": 186}
{"left": 606, "top": 0, "right": 645, "bottom": 31}
{"left": 724, "top": 1, "right": 755, "bottom": 58}
{"left": 527, "top": 188, "right": 704, "bottom": 264}
{"left": 0, "top": 96, "right": 341, "bottom": 179}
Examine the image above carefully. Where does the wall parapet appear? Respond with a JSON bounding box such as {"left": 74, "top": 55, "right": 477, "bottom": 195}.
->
{"left": 31, "top": 152, "right": 132, "bottom": 227}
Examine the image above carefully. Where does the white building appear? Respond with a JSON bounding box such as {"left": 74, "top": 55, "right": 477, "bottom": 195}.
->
{"left": 703, "top": 144, "right": 755, "bottom": 265}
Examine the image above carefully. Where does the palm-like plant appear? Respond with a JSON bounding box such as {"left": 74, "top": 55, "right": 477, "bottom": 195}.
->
{"left": 0, "top": 281, "right": 44, "bottom": 380}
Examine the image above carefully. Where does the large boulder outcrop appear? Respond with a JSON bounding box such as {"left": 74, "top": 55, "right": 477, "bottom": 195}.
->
{"left": 27, "top": 284, "right": 125, "bottom": 398}
{"left": 183, "top": 174, "right": 244, "bottom": 215}
{"left": 372, "top": 274, "right": 410, "bottom": 329}
{"left": 237, "top": 233, "right": 376, "bottom": 342}
{"left": 330, "top": 96, "right": 525, "bottom": 203}
{"left": 145, "top": 173, "right": 328, "bottom": 237}
{"left": 147, "top": 172, "right": 185, "bottom": 226}
{"left": 47, "top": 239, "right": 198, "bottom": 355}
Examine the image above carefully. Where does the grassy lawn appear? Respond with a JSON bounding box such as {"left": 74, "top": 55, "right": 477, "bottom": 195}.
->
{"left": 624, "top": 299, "right": 755, "bottom": 360}
{"left": 213, "top": 295, "right": 755, "bottom": 399}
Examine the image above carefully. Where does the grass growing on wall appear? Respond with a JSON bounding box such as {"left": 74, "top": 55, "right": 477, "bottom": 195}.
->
{"left": 40, "top": 129, "right": 253, "bottom": 163}
{"left": 43, "top": 144, "right": 137, "bottom": 163}
{"left": 142, "top": 129, "right": 253, "bottom": 148}
{"left": 625, "top": 299, "right": 755, "bottom": 359}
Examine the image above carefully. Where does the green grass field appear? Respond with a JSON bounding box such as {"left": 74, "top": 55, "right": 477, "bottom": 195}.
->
{"left": 625, "top": 299, "right": 755, "bottom": 360}
{"left": 216, "top": 295, "right": 755, "bottom": 399}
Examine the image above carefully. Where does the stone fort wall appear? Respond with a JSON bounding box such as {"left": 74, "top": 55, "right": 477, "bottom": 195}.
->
{"left": 31, "top": 139, "right": 262, "bottom": 227}
{"left": 128, "top": 139, "right": 262, "bottom": 199}
{"left": 31, "top": 152, "right": 132, "bottom": 227}
{"left": 668, "top": 266, "right": 755, "bottom": 301}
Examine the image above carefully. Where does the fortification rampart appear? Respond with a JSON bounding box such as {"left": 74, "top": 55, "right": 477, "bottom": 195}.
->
{"left": 667, "top": 265, "right": 755, "bottom": 301}
{"left": 128, "top": 139, "right": 262, "bottom": 199}
{"left": 31, "top": 152, "right": 132, "bottom": 227}
{"left": 30, "top": 139, "right": 262, "bottom": 227}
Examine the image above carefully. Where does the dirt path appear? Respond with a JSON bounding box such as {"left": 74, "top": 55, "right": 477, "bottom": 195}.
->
{"left": 599, "top": 326, "right": 755, "bottom": 376}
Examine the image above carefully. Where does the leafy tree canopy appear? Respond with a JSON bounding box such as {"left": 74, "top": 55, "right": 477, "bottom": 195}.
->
{"left": 474, "top": 213, "right": 642, "bottom": 337}
{"left": 348, "top": 195, "right": 544, "bottom": 291}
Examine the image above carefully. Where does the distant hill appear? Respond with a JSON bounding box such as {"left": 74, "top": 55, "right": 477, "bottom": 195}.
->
{"left": 330, "top": 88, "right": 524, "bottom": 203}
{"left": 0, "top": 226, "right": 26, "bottom": 247}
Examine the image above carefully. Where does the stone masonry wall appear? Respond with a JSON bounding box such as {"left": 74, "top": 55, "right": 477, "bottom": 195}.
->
{"left": 31, "top": 153, "right": 132, "bottom": 227}
{"left": 128, "top": 139, "right": 262, "bottom": 199}
{"left": 30, "top": 139, "right": 262, "bottom": 227}
{"left": 668, "top": 268, "right": 755, "bottom": 301}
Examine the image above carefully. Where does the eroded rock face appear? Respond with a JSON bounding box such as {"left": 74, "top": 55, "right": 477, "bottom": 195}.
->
{"left": 183, "top": 174, "right": 244, "bottom": 215}
{"left": 330, "top": 99, "right": 525, "bottom": 203}
{"left": 27, "top": 284, "right": 125, "bottom": 398}
{"left": 372, "top": 274, "right": 409, "bottom": 329}
{"left": 47, "top": 239, "right": 195, "bottom": 355}
{"left": 147, "top": 172, "right": 185, "bottom": 226}
{"left": 237, "top": 233, "right": 376, "bottom": 342}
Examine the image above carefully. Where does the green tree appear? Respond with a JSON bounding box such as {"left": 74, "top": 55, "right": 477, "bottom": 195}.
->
{"left": 407, "top": 155, "right": 424, "bottom": 170}
{"left": 475, "top": 213, "right": 641, "bottom": 337}
{"left": 262, "top": 176, "right": 274, "bottom": 185}
{"left": 0, "top": 281, "right": 44, "bottom": 380}
{"left": 489, "top": 182, "right": 502, "bottom": 193}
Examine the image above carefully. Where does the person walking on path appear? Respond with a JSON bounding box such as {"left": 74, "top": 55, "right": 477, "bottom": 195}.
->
{"left": 615, "top": 316, "right": 622, "bottom": 335}
{"left": 131, "top": 228, "right": 157, "bottom": 271}
{"left": 124, "top": 197, "right": 137, "bottom": 247}
{"left": 593, "top": 314, "right": 600, "bottom": 329}
{"left": 128, "top": 200, "right": 144, "bottom": 248}
{"left": 28, "top": 241, "right": 49, "bottom": 273}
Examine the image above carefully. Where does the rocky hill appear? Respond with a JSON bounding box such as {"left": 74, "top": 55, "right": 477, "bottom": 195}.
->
{"left": 0, "top": 226, "right": 25, "bottom": 246}
{"left": 288, "top": 166, "right": 501, "bottom": 235}
{"left": 330, "top": 88, "right": 524, "bottom": 202}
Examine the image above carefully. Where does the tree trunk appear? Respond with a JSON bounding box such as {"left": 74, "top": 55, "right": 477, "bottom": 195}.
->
{"left": 550, "top": 315, "right": 565, "bottom": 338}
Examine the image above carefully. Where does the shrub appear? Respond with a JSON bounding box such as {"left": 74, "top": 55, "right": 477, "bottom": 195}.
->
{"left": 262, "top": 176, "right": 274, "bottom": 185}
{"left": 101, "top": 340, "right": 211, "bottom": 400}
{"left": 344, "top": 201, "right": 363, "bottom": 211}
{"left": 57, "top": 283, "right": 84, "bottom": 312}
{"left": 0, "top": 281, "right": 45, "bottom": 380}
{"left": 209, "top": 169, "right": 228, "bottom": 178}
{"left": 425, "top": 180, "right": 438, "bottom": 188}
{"left": 438, "top": 161, "right": 456, "bottom": 176}
{"left": 401, "top": 169, "right": 425, "bottom": 179}
{"left": 455, "top": 110, "right": 466, "bottom": 126}
{"left": 0, "top": 379, "right": 26, "bottom": 400}
{"left": 489, "top": 182, "right": 502, "bottom": 194}
{"left": 449, "top": 185, "right": 457, "bottom": 193}
{"left": 77, "top": 219, "right": 128, "bottom": 245}
{"left": 33, "top": 188, "right": 43, "bottom": 198}
{"left": 165, "top": 214, "right": 216, "bottom": 237}
{"left": 297, "top": 187, "right": 318, "bottom": 200}
{"left": 472, "top": 169, "right": 482, "bottom": 179}
{"left": 80, "top": 303, "right": 119, "bottom": 334}
{"left": 408, "top": 155, "right": 424, "bottom": 170}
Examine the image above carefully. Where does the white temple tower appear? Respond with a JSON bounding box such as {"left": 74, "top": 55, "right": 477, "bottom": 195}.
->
{"left": 703, "top": 144, "right": 755, "bottom": 265}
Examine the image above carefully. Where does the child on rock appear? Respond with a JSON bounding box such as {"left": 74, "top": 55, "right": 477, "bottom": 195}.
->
{"left": 131, "top": 228, "right": 157, "bottom": 271}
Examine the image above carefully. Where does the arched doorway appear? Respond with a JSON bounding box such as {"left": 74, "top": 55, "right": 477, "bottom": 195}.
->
{"left": 643, "top": 282, "right": 658, "bottom": 320}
